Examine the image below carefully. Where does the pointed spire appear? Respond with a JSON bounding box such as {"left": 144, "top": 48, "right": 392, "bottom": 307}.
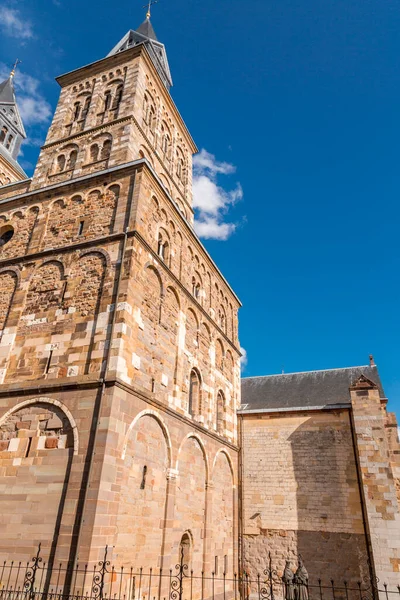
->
{"left": 136, "top": 17, "right": 158, "bottom": 41}
{"left": 107, "top": 8, "right": 172, "bottom": 89}
{"left": 0, "top": 77, "right": 16, "bottom": 104}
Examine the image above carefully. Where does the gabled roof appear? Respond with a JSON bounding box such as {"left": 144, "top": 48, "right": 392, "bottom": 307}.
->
{"left": 240, "top": 365, "right": 385, "bottom": 413}
{"left": 107, "top": 18, "right": 173, "bottom": 90}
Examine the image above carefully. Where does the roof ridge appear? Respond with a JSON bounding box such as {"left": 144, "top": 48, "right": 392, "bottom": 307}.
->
{"left": 241, "top": 365, "right": 374, "bottom": 380}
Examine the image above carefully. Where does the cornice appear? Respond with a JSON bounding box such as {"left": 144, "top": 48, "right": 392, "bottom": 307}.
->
{"left": 43, "top": 115, "right": 133, "bottom": 150}
{"left": 0, "top": 375, "right": 239, "bottom": 453}
{"left": 0, "top": 158, "right": 242, "bottom": 305}
{"left": 111, "top": 376, "right": 239, "bottom": 452}
{"left": 55, "top": 44, "right": 197, "bottom": 154}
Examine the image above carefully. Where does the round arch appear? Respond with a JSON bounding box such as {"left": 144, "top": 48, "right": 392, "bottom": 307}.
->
{"left": 121, "top": 409, "right": 173, "bottom": 466}
{"left": 0, "top": 397, "right": 79, "bottom": 454}
{"left": 176, "top": 432, "right": 209, "bottom": 484}
{"left": 211, "top": 448, "right": 236, "bottom": 486}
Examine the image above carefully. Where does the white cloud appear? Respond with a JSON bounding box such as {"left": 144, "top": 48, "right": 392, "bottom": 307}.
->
{"left": 193, "top": 149, "right": 243, "bottom": 241}
{"left": 240, "top": 347, "right": 248, "bottom": 371}
{"left": 0, "top": 63, "right": 52, "bottom": 127}
{"left": 193, "top": 149, "right": 236, "bottom": 176}
{"left": 0, "top": 7, "right": 33, "bottom": 39}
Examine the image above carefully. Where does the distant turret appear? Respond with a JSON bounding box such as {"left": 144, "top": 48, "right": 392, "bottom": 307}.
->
{"left": 0, "top": 67, "right": 27, "bottom": 186}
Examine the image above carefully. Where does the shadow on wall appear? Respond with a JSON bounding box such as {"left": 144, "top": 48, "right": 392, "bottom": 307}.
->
{"left": 288, "top": 414, "right": 369, "bottom": 586}
{"left": 0, "top": 402, "right": 75, "bottom": 571}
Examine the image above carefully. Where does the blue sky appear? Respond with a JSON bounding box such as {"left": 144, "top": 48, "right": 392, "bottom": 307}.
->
{"left": 1, "top": 0, "right": 400, "bottom": 412}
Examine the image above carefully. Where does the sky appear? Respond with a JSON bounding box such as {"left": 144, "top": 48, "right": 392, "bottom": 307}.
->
{"left": 1, "top": 0, "right": 400, "bottom": 412}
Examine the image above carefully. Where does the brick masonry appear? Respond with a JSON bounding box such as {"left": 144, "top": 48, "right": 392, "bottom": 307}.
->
{"left": 240, "top": 410, "right": 370, "bottom": 585}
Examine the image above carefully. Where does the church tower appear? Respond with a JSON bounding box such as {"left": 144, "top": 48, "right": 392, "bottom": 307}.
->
{"left": 0, "top": 11, "right": 241, "bottom": 588}
{"left": 0, "top": 66, "right": 27, "bottom": 187}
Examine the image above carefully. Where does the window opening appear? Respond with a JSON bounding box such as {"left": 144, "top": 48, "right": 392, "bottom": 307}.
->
{"left": 113, "top": 85, "right": 123, "bottom": 110}
{"left": 101, "top": 139, "right": 112, "bottom": 160}
{"left": 67, "top": 149, "right": 77, "bottom": 170}
{"left": 0, "top": 126, "right": 7, "bottom": 143}
{"left": 57, "top": 154, "right": 66, "bottom": 172}
{"left": 104, "top": 91, "right": 112, "bottom": 111}
{"left": 73, "top": 102, "right": 81, "bottom": 121}
{"left": 188, "top": 370, "right": 200, "bottom": 416}
{"left": 214, "top": 556, "right": 219, "bottom": 575}
{"left": 0, "top": 225, "right": 14, "bottom": 247}
{"left": 78, "top": 220, "right": 85, "bottom": 236}
{"left": 45, "top": 350, "right": 53, "bottom": 374}
{"left": 90, "top": 144, "right": 99, "bottom": 162}
{"left": 140, "top": 465, "right": 147, "bottom": 489}
{"left": 81, "top": 95, "right": 91, "bottom": 120}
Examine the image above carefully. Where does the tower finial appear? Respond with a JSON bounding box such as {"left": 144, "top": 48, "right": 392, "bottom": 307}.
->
{"left": 143, "top": 0, "right": 158, "bottom": 20}
{"left": 10, "top": 58, "right": 21, "bottom": 78}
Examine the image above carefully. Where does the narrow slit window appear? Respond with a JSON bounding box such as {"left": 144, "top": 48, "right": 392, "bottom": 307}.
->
{"left": 140, "top": 465, "right": 147, "bottom": 489}
{"left": 78, "top": 220, "right": 85, "bottom": 236}
{"left": 45, "top": 350, "right": 53, "bottom": 374}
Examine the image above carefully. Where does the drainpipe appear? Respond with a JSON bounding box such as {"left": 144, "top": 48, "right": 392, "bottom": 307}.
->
{"left": 348, "top": 408, "right": 377, "bottom": 592}
{"left": 69, "top": 171, "right": 136, "bottom": 567}
{"left": 238, "top": 413, "right": 245, "bottom": 575}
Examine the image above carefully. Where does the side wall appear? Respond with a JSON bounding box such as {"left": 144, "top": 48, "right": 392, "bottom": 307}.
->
{"left": 350, "top": 379, "right": 400, "bottom": 587}
{"left": 241, "top": 410, "right": 369, "bottom": 585}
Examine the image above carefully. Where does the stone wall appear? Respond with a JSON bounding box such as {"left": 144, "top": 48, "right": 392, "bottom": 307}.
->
{"left": 0, "top": 391, "right": 94, "bottom": 562}
{"left": 30, "top": 45, "right": 195, "bottom": 220}
{"left": 241, "top": 410, "right": 369, "bottom": 585}
{"left": 350, "top": 377, "right": 400, "bottom": 586}
{"left": 0, "top": 155, "right": 26, "bottom": 188}
{"left": 0, "top": 30, "right": 241, "bottom": 574}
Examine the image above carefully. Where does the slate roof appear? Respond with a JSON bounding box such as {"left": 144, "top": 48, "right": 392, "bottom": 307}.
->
{"left": 0, "top": 77, "right": 15, "bottom": 104}
{"left": 107, "top": 18, "right": 172, "bottom": 89}
{"left": 136, "top": 18, "right": 158, "bottom": 41}
{"left": 240, "top": 365, "right": 385, "bottom": 412}
{"left": 0, "top": 143, "right": 27, "bottom": 178}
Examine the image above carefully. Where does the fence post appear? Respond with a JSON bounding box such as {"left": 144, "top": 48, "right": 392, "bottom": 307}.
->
{"left": 23, "top": 544, "right": 42, "bottom": 600}
{"left": 92, "top": 546, "right": 110, "bottom": 600}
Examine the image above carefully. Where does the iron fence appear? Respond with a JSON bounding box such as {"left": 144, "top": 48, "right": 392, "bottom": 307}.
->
{"left": 0, "top": 546, "right": 398, "bottom": 600}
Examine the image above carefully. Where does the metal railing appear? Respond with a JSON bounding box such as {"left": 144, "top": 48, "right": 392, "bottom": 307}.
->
{"left": 0, "top": 546, "right": 398, "bottom": 600}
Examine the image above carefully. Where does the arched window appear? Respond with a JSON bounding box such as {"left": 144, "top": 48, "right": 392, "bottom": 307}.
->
{"left": 0, "top": 225, "right": 14, "bottom": 248}
{"left": 104, "top": 90, "right": 112, "bottom": 111}
{"left": 67, "top": 149, "right": 77, "bottom": 170}
{"left": 157, "top": 229, "right": 170, "bottom": 264}
{"left": 218, "top": 306, "right": 227, "bottom": 333}
{"left": 192, "top": 276, "right": 200, "bottom": 300}
{"left": 149, "top": 106, "right": 156, "bottom": 133}
{"left": 73, "top": 102, "right": 81, "bottom": 121}
{"left": 90, "top": 144, "right": 99, "bottom": 162}
{"left": 188, "top": 369, "right": 201, "bottom": 416}
{"left": 81, "top": 95, "right": 91, "bottom": 120}
{"left": 0, "top": 126, "right": 8, "bottom": 143}
{"left": 176, "top": 151, "right": 185, "bottom": 181}
{"left": 5, "top": 135, "right": 13, "bottom": 150}
{"left": 100, "top": 139, "right": 112, "bottom": 160}
{"left": 57, "top": 154, "right": 66, "bottom": 172}
{"left": 216, "top": 390, "right": 225, "bottom": 434}
{"left": 143, "top": 94, "right": 149, "bottom": 123}
{"left": 162, "top": 133, "right": 170, "bottom": 155}
{"left": 179, "top": 532, "right": 192, "bottom": 566}
{"left": 112, "top": 84, "right": 123, "bottom": 110}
